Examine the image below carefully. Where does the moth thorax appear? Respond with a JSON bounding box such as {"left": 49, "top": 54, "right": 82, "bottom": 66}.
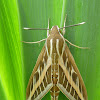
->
{"left": 46, "top": 36, "right": 65, "bottom": 58}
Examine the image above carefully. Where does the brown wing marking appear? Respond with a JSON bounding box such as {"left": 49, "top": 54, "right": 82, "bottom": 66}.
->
{"left": 57, "top": 44, "right": 87, "bottom": 100}
{"left": 26, "top": 46, "right": 53, "bottom": 100}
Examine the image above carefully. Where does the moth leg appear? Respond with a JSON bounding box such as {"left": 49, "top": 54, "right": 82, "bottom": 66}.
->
{"left": 65, "top": 39, "right": 90, "bottom": 49}
{"left": 62, "top": 14, "right": 67, "bottom": 35}
{"left": 47, "top": 18, "right": 50, "bottom": 36}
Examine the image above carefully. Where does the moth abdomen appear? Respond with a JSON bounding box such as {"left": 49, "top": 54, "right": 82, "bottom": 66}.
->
{"left": 50, "top": 62, "right": 60, "bottom": 100}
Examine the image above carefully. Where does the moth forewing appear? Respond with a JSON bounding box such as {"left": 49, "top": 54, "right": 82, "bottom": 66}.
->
{"left": 26, "top": 46, "right": 53, "bottom": 100}
{"left": 65, "top": 44, "right": 87, "bottom": 99}
{"left": 26, "top": 46, "right": 45, "bottom": 99}
{"left": 57, "top": 44, "right": 87, "bottom": 100}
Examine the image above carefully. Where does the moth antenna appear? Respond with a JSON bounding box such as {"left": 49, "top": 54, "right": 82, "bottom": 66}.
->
{"left": 23, "top": 27, "right": 50, "bottom": 30}
{"left": 21, "top": 38, "right": 46, "bottom": 44}
{"left": 65, "top": 39, "right": 90, "bottom": 49}
{"left": 60, "top": 22, "right": 86, "bottom": 29}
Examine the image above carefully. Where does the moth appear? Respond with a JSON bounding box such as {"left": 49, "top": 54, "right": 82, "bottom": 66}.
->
{"left": 23, "top": 17, "right": 88, "bottom": 100}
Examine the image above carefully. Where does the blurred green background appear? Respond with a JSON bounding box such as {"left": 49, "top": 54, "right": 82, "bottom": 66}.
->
{"left": 0, "top": 0, "right": 100, "bottom": 100}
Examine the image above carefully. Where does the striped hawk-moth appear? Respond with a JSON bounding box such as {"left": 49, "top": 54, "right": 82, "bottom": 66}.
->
{"left": 24, "top": 19, "right": 88, "bottom": 100}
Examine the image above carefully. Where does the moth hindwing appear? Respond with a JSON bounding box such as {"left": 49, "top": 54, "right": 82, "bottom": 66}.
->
{"left": 26, "top": 26, "right": 87, "bottom": 100}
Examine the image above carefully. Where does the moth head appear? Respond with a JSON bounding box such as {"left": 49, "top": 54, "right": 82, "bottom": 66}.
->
{"left": 50, "top": 26, "right": 60, "bottom": 35}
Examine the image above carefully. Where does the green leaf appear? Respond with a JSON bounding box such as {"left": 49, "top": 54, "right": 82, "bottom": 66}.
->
{"left": 0, "top": 0, "right": 25, "bottom": 100}
{"left": 0, "top": 0, "right": 100, "bottom": 100}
